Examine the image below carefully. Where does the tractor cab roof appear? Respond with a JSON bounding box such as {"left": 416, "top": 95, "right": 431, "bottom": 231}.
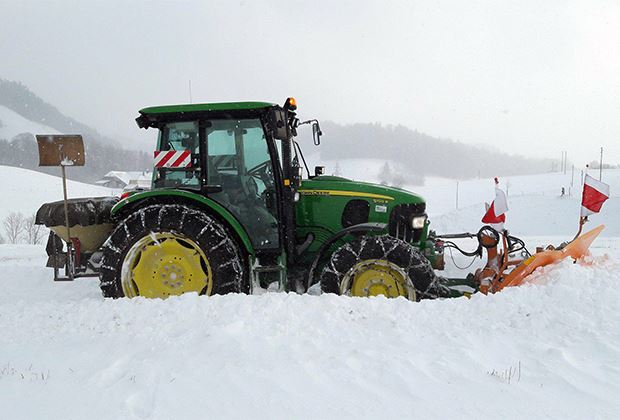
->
{"left": 136, "top": 101, "right": 278, "bottom": 128}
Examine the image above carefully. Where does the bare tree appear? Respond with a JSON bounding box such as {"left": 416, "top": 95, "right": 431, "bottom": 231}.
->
{"left": 378, "top": 162, "right": 392, "bottom": 185}
{"left": 392, "top": 172, "right": 406, "bottom": 188}
{"left": 333, "top": 161, "right": 342, "bottom": 176}
{"left": 23, "top": 214, "right": 45, "bottom": 244}
{"left": 3, "top": 212, "right": 25, "bottom": 244}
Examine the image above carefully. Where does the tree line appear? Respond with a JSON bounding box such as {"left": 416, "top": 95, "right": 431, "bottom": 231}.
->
{"left": 1, "top": 212, "right": 45, "bottom": 245}
{"left": 310, "top": 121, "right": 556, "bottom": 181}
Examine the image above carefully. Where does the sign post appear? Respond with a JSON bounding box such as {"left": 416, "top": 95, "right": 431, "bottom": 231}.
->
{"left": 36, "top": 135, "right": 85, "bottom": 280}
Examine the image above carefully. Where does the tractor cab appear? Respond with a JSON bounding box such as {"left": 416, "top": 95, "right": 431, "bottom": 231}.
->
{"left": 134, "top": 99, "right": 314, "bottom": 275}
{"left": 151, "top": 116, "right": 280, "bottom": 250}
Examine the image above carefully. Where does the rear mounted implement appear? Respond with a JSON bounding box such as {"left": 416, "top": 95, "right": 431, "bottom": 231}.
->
{"left": 35, "top": 134, "right": 118, "bottom": 281}
{"left": 37, "top": 197, "right": 118, "bottom": 281}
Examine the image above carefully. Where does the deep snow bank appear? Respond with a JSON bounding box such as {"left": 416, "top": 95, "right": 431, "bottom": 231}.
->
{"left": 0, "top": 245, "right": 618, "bottom": 419}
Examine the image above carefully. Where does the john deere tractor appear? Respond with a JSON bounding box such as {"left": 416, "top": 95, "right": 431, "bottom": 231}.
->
{"left": 36, "top": 98, "right": 446, "bottom": 300}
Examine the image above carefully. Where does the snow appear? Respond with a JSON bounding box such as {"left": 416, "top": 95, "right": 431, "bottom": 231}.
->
{"left": 96, "top": 170, "right": 152, "bottom": 188}
{"left": 315, "top": 156, "right": 619, "bottom": 236}
{"left": 421, "top": 172, "right": 619, "bottom": 236}
{"left": 0, "top": 163, "right": 619, "bottom": 418}
{"left": 431, "top": 195, "right": 620, "bottom": 236}
{"left": 0, "top": 105, "right": 59, "bottom": 140}
{"left": 0, "top": 244, "right": 619, "bottom": 419}
{"left": 0, "top": 166, "right": 116, "bottom": 222}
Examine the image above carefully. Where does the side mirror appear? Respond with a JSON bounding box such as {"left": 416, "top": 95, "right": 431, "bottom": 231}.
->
{"left": 314, "top": 166, "right": 325, "bottom": 177}
{"left": 269, "top": 108, "right": 288, "bottom": 140}
{"left": 311, "top": 121, "right": 322, "bottom": 145}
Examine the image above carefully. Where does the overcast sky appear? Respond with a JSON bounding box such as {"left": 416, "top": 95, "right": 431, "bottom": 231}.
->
{"left": 1, "top": 0, "right": 619, "bottom": 165}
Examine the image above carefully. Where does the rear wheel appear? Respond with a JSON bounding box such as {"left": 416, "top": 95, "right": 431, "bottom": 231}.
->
{"left": 99, "top": 204, "right": 246, "bottom": 298}
{"left": 320, "top": 235, "right": 438, "bottom": 301}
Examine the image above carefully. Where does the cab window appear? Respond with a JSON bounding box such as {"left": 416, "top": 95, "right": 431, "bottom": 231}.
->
{"left": 154, "top": 121, "right": 201, "bottom": 189}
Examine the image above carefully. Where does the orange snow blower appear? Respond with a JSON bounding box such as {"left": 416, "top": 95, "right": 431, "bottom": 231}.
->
{"left": 436, "top": 224, "right": 605, "bottom": 296}
{"left": 491, "top": 224, "right": 605, "bottom": 292}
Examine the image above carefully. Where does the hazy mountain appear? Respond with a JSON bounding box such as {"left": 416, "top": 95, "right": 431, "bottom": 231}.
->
{"left": 313, "top": 121, "right": 557, "bottom": 181}
{"left": 0, "top": 79, "right": 150, "bottom": 183}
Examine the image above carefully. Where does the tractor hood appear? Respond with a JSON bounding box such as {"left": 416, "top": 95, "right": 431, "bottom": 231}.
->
{"left": 299, "top": 175, "right": 425, "bottom": 205}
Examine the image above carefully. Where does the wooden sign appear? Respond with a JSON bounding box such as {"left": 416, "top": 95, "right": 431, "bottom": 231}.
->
{"left": 36, "top": 135, "right": 85, "bottom": 167}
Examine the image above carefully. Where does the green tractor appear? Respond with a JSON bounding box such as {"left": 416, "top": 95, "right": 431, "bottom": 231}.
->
{"left": 36, "top": 98, "right": 447, "bottom": 301}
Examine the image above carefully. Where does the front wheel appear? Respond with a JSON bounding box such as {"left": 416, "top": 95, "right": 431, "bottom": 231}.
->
{"left": 99, "top": 204, "right": 246, "bottom": 298}
{"left": 320, "top": 235, "right": 439, "bottom": 301}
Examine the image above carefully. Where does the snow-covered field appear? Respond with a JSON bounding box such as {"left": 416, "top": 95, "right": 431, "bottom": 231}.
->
{"left": 0, "top": 164, "right": 619, "bottom": 419}
{"left": 315, "top": 156, "right": 619, "bottom": 236}
{"left": 1, "top": 244, "right": 619, "bottom": 419}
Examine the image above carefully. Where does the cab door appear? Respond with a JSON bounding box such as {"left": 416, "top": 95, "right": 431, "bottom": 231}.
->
{"left": 205, "top": 118, "right": 280, "bottom": 250}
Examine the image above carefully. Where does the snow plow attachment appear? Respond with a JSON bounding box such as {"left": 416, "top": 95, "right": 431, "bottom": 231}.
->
{"left": 438, "top": 224, "right": 605, "bottom": 297}
{"left": 498, "top": 225, "right": 605, "bottom": 291}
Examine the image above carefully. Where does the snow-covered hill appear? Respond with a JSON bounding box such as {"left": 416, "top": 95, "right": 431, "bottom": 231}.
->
{"left": 0, "top": 166, "right": 115, "bottom": 223}
{"left": 0, "top": 104, "right": 59, "bottom": 140}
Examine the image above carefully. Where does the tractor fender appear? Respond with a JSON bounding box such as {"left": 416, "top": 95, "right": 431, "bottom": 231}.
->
{"left": 306, "top": 222, "right": 388, "bottom": 290}
{"left": 111, "top": 189, "right": 255, "bottom": 256}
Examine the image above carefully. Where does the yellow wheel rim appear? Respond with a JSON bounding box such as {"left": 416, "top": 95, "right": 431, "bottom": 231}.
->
{"left": 342, "top": 259, "right": 416, "bottom": 300}
{"left": 121, "top": 232, "right": 212, "bottom": 298}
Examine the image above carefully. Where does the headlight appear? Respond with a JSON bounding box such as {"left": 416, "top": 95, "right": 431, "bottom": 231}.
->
{"left": 411, "top": 215, "right": 427, "bottom": 229}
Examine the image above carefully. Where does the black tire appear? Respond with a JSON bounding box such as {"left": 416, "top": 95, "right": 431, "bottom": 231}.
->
{"left": 320, "top": 235, "right": 441, "bottom": 300}
{"left": 99, "top": 204, "right": 247, "bottom": 298}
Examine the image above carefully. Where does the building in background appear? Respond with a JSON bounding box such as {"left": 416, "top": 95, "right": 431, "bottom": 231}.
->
{"left": 96, "top": 171, "right": 151, "bottom": 190}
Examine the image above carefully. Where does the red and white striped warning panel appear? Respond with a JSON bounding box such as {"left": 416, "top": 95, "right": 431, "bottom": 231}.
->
{"left": 154, "top": 150, "right": 192, "bottom": 168}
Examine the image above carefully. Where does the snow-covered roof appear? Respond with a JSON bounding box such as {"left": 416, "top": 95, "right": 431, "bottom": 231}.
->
{"left": 98, "top": 171, "right": 151, "bottom": 186}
